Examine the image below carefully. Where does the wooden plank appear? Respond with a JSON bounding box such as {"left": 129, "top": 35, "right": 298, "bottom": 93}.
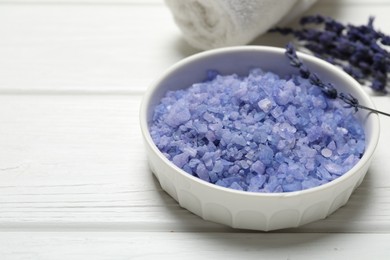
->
{"left": 0, "top": 232, "right": 389, "bottom": 259}
{"left": 0, "top": 95, "right": 389, "bottom": 232}
{"left": 0, "top": 0, "right": 163, "bottom": 4}
{"left": 0, "top": 94, "right": 225, "bottom": 231}
{"left": 0, "top": 4, "right": 198, "bottom": 93}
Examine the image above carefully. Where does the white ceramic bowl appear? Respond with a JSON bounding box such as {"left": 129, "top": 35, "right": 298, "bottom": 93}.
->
{"left": 140, "top": 46, "right": 380, "bottom": 231}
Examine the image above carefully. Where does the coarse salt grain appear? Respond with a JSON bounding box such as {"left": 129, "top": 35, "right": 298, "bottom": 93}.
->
{"left": 150, "top": 68, "right": 365, "bottom": 193}
{"left": 321, "top": 148, "right": 332, "bottom": 158}
{"left": 258, "top": 98, "right": 273, "bottom": 112}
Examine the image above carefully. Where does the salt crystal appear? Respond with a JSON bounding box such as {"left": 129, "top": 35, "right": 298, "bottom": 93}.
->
{"left": 233, "top": 134, "right": 247, "bottom": 147}
{"left": 327, "top": 141, "right": 337, "bottom": 150}
{"left": 230, "top": 182, "right": 244, "bottom": 191}
{"left": 321, "top": 122, "right": 334, "bottom": 135}
{"left": 257, "top": 144, "right": 274, "bottom": 166}
{"left": 188, "top": 158, "right": 200, "bottom": 169}
{"left": 284, "top": 105, "right": 299, "bottom": 125}
{"left": 283, "top": 181, "right": 302, "bottom": 192}
{"left": 356, "top": 139, "right": 365, "bottom": 154}
{"left": 305, "top": 159, "right": 315, "bottom": 171}
{"left": 343, "top": 154, "right": 358, "bottom": 166}
{"left": 221, "top": 130, "right": 233, "bottom": 144}
{"left": 234, "top": 84, "right": 248, "bottom": 98}
{"left": 229, "top": 111, "right": 240, "bottom": 120}
{"left": 215, "top": 179, "right": 228, "bottom": 188}
{"left": 165, "top": 102, "right": 191, "bottom": 127}
{"left": 306, "top": 125, "right": 323, "bottom": 142}
{"left": 321, "top": 148, "right": 332, "bottom": 158}
{"left": 337, "top": 127, "right": 348, "bottom": 135}
{"left": 202, "top": 112, "right": 214, "bottom": 122}
{"left": 251, "top": 160, "right": 265, "bottom": 175}
{"left": 270, "top": 106, "right": 283, "bottom": 119}
{"left": 274, "top": 83, "right": 293, "bottom": 105}
{"left": 248, "top": 175, "right": 266, "bottom": 191}
{"left": 193, "top": 121, "right": 208, "bottom": 134}
{"left": 252, "top": 130, "right": 268, "bottom": 144}
{"left": 323, "top": 161, "right": 344, "bottom": 175}
{"left": 196, "top": 163, "right": 210, "bottom": 182}
{"left": 228, "top": 165, "right": 240, "bottom": 175}
{"left": 239, "top": 160, "right": 250, "bottom": 169}
{"left": 278, "top": 122, "right": 296, "bottom": 139}
{"left": 337, "top": 143, "right": 350, "bottom": 155}
{"left": 302, "top": 178, "right": 323, "bottom": 190}
{"left": 258, "top": 98, "right": 273, "bottom": 112}
{"left": 264, "top": 175, "right": 280, "bottom": 192}
{"left": 172, "top": 152, "right": 190, "bottom": 168}
{"left": 209, "top": 172, "right": 218, "bottom": 183}
{"left": 317, "top": 166, "right": 334, "bottom": 180}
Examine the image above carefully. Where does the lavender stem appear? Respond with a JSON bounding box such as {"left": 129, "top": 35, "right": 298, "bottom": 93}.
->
{"left": 355, "top": 104, "right": 390, "bottom": 117}
{"left": 285, "top": 43, "right": 390, "bottom": 117}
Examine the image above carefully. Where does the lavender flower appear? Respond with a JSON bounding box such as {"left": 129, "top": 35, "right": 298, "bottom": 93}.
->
{"left": 271, "top": 15, "right": 390, "bottom": 93}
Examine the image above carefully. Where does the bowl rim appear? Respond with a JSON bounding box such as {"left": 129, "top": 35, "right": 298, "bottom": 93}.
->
{"left": 140, "top": 45, "right": 380, "bottom": 198}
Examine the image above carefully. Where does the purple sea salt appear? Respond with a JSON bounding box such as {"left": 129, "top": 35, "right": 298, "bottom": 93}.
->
{"left": 149, "top": 68, "right": 365, "bottom": 193}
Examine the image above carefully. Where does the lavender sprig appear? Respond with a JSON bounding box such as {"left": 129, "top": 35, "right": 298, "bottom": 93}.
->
{"left": 285, "top": 43, "right": 390, "bottom": 117}
{"left": 271, "top": 15, "right": 390, "bottom": 93}
{"left": 286, "top": 43, "right": 338, "bottom": 99}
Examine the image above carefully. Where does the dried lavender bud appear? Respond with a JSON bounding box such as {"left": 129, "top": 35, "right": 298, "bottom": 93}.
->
{"left": 300, "top": 14, "right": 325, "bottom": 25}
{"left": 338, "top": 93, "right": 359, "bottom": 112}
{"left": 304, "top": 42, "right": 325, "bottom": 55}
{"left": 324, "top": 19, "right": 345, "bottom": 35}
{"left": 271, "top": 15, "right": 390, "bottom": 93}
{"left": 372, "top": 79, "right": 385, "bottom": 91}
{"left": 342, "top": 65, "right": 364, "bottom": 81}
{"left": 381, "top": 35, "right": 390, "bottom": 45}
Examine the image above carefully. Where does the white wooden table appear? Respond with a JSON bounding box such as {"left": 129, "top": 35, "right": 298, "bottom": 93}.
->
{"left": 0, "top": 0, "right": 390, "bottom": 259}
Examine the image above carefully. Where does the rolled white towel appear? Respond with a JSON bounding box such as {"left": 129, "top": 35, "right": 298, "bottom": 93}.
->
{"left": 165, "top": 0, "right": 317, "bottom": 50}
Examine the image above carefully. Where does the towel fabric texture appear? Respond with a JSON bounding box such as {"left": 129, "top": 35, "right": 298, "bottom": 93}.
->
{"left": 165, "top": 0, "right": 317, "bottom": 50}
